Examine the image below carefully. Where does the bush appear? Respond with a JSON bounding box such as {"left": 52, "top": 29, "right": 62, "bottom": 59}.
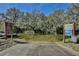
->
{"left": 24, "top": 30, "right": 35, "bottom": 35}
{"left": 19, "top": 33, "right": 63, "bottom": 42}
{"left": 65, "top": 36, "right": 72, "bottom": 43}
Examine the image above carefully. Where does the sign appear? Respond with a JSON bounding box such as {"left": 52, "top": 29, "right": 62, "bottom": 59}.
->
{"left": 5, "top": 22, "right": 12, "bottom": 35}
{"left": 64, "top": 24, "right": 73, "bottom": 36}
{"left": 63, "top": 23, "right": 77, "bottom": 43}
{"left": 64, "top": 30, "right": 73, "bottom": 36}
{"left": 64, "top": 24, "right": 73, "bottom": 30}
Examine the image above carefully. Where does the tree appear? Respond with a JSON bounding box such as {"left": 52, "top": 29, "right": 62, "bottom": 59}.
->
{"left": 0, "top": 8, "right": 24, "bottom": 33}
{"left": 5, "top": 8, "right": 24, "bottom": 22}
{"left": 48, "top": 10, "right": 64, "bottom": 35}
{"left": 22, "top": 10, "right": 47, "bottom": 34}
{"left": 65, "top": 4, "right": 79, "bottom": 23}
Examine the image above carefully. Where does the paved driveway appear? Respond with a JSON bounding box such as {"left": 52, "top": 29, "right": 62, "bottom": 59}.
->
{"left": 0, "top": 42, "right": 75, "bottom": 56}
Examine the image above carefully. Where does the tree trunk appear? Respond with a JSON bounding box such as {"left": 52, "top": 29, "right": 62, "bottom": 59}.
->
{"left": 54, "top": 27, "right": 57, "bottom": 35}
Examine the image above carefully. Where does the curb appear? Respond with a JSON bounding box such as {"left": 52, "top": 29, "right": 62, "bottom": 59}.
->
{"left": 55, "top": 42, "right": 79, "bottom": 56}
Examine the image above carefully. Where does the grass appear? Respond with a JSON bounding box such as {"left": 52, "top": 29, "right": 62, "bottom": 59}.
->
{"left": 71, "top": 44, "right": 79, "bottom": 51}
{"left": 62, "top": 36, "right": 72, "bottom": 43}
{"left": 59, "top": 42, "right": 79, "bottom": 52}
{"left": 59, "top": 34, "right": 79, "bottom": 52}
{"left": 18, "top": 33, "right": 63, "bottom": 42}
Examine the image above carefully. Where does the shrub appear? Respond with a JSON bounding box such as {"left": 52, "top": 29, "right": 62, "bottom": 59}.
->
{"left": 24, "top": 30, "right": 35, "bottom": 35}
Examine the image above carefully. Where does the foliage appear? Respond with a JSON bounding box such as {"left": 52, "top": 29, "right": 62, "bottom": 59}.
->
{"left": 0, "top": 4, "right": 79, "bottom": 35}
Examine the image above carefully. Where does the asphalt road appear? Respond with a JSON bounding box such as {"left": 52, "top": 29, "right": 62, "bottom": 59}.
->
{"left": 0, "top": 42, "right": 75, "bottom": 56}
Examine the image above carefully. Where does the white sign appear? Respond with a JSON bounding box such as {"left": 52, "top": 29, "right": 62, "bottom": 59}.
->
{"left": 64, "top": 24, "right": 73, "bottom": 30}
{"left": 64, "top": 24, "right": 74, "bottom": 36}
{"left": 64, "top": 23, "right": 77, "bottom": 43}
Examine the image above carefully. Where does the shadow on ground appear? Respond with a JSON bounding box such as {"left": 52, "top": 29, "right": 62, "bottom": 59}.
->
{"left": 14, "top": 40, "right": 29, "bottom": 44}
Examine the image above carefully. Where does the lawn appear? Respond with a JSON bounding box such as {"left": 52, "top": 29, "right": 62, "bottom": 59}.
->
{"left": 18, "top": 33, "right": 63, "bottom": 42}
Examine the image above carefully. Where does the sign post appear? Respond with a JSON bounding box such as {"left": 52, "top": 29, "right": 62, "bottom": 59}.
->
{"left": 63, "top": 23, "right": 77, "bottom": 43}
{"left": 63, "top": 24, "right": 65, "bottom": 43}
{"left": 4, "top": 22, "right": 13, "bottom": 40}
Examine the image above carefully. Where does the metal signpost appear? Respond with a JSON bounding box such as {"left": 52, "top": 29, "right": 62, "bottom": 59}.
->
{"left": 63, "top": 23, "right": 77, "bottom": 43}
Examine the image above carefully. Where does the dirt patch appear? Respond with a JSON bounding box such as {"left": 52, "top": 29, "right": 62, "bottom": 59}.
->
{"left": 58, "top": 42, "right": 79, "bottom": 52}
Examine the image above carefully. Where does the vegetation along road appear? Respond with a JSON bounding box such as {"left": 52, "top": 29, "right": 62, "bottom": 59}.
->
{"left": 0, "top": 42, "right": 75, "bottom": 56}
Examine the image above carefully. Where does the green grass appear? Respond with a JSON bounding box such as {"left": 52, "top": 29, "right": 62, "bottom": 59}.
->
{"left": 65, "top": 36, "right": 72, "bottom": 43}
{"left": 71, "top": 44, "right": 79, "bottom": 51}
{"left": 18, "top": 33, "right": 63, "bottom": 42}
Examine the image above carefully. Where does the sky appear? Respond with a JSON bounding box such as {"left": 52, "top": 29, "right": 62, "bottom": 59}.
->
{"left": 0, "top": 3, "right": 71, "bottom": 15}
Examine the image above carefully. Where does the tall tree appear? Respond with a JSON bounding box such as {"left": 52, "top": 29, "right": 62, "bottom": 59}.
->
{"left": 65, "top": 4, "right": 79, "bottom": 23}
{"left": 5, "top": 8, "right": 24, "bottom": 23}
{"left": 48, "top": 10, "right": 64, "bottom": 35}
